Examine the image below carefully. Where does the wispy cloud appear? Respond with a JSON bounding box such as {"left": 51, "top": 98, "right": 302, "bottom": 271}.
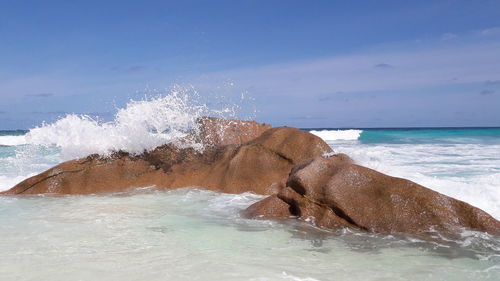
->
{"left": 127, "top": 65, "right": 145, "bottom": 72}
{"left": 485, "top": 80, "right": 500, "bottom": 85}
{"left": 479, "top": 90, "right": 495, "bottom": 96}
{"left": 441, "top": 33, "right": 457, "bottom": 40}
{"left": 374, "top": 63, "right": 394, "bottom": 69}
{"left": 188, "top": 39, "right": 500, "bottom": 98}
{"left": 479, "top": 27, "right": 500, "bottom": 36}
{"left": 110, "top": 65, "right": 147, "bottom": 73}
{"left": 291, "top": 115, "right": 327, "bottom": 120}
{"left": 25, "top": 93, "right": 54, "bottom": 98}
{"left": 318, "top": 96, "right": 333, "bottom": 102}
{"left": 29, "top": 111, "right": 113, "bottom": 117}
{"left": 85, "top": 111, "right": 114, "bottom": 117}
{"left": 317, "top": 92, "right": 353, "bottom": 103}
{"left": 30, "top": 111, "right": 67, "bottom": 114}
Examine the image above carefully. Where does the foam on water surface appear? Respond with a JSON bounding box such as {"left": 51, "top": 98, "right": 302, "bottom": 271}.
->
{"left": 309, "top": 129, "right": 362, "bottom": 141}
{"left": 0, "top": 135, "right": 27, "bottom": 146}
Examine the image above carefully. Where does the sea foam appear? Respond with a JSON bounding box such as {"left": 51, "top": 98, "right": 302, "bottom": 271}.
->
{"left": 0, "top": 136, "right": 27, "bottom": 146}
{"left": 25, "top": 87, "right": 242, "bottom": 160}
{"left": 309, "top": 129, "right": 362, "bottom": 141}
{"left": 0, "top": 174, "right": 37, "bottom": 191}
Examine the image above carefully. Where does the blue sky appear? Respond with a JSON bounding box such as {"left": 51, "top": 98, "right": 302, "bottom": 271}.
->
{"left": 1, "top": 0, "right": 500, "bottom": 129}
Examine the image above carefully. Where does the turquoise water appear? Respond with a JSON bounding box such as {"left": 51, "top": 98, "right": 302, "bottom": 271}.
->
{"left": 0, "top": 130, "right": 27, "bottom": 136}
{"left": 0, "top": 127, "right": 500, "bottom": 280}
{"left": 358, "top": 128, "right": 500, "bottom": 144}
{"left": 304, "top": 127, "right": 500, "bottom": 144}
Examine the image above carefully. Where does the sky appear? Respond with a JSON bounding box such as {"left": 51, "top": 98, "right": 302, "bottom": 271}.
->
{"left": 1, "top": 0, "right": 500, "bottom": 129}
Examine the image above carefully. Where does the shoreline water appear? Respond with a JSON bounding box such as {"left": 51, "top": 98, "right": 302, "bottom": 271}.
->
{"left": 1, "top": 188, "right": 499, "bottom": 281}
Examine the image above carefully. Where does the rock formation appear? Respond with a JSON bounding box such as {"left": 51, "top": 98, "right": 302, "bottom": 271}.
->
{"left": 244, "top": 154, "right": 500, "bottom": 236}
{"left": 2, "top": 119, "right": 331, "bottom": 195}
{"left": 187, "top": 116, "right": 272, "bottom": 146}
{"left": 2, "top": 117, "right": 500, "bottom": 238}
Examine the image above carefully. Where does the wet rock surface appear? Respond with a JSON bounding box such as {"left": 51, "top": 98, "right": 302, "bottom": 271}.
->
{"left": 245, "top": 155, "right": 500, "bottom": 236}
{"left": 187, "top": 116, "right": 272, "bottom": 146}
{"left": 2, "top": 119, "right": 331, "bottom": 196}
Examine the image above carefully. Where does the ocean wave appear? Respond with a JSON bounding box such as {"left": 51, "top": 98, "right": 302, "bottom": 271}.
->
{"left": 24, "top": 87, "right": 244, "bottom": 160}
{"left": 309, "top": 129, "right": 362, "bottom": 141}
{"left": 0, "top": 135, "right": 27, "bottom": 146}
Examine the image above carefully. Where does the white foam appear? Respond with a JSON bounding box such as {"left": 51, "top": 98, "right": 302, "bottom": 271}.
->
{"left": 0, "top": 174, "right": 36, "bottom": 192}
{"left": 281, "top": 272, "right": 320, "bottom": 281}
{"left": 25, "top": 87, "right": 240, "bottom": 160}
{"left": 310, "top": 129, "right": 362, "bottom": 141}
{"left": 0, "top": 135, "right": 27, "bottom": 146}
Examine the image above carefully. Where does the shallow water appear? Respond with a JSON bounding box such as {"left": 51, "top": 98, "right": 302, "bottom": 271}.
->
{"left": 1, "top": 188, "right": 499, "bottom": 281}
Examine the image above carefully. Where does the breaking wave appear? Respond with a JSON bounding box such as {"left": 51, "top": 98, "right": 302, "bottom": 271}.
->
{"left": 25, "top": 87, "right": 247, "bottom": 160}
{"left": 309, "top": 129, "right": 362, "bottom": 141}
{"left": 0, "top": 135, "right": 27, "bottom": 146}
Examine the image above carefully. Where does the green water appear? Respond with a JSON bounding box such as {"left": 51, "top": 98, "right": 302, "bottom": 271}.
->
{"left": 358, "top": 128, "right": 500, "bottom": 144}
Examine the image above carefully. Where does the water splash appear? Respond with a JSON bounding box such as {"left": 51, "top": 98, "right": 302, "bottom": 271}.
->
{"left": 25, "top": 86, "right": 249, "bottom": 160}
{"left": 0, "top": 135, "right": 27, "bottom": 146}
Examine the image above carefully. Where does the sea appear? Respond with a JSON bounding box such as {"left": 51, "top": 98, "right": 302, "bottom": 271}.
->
{"left": 0, "top": 95, "right": 499, "bottom": 280}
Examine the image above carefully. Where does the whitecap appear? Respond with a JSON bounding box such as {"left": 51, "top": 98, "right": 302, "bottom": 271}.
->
{"left": 0, "top": 135, "right": 27, "bottom": 146}
{"left": 309, "top": 129, "right": 362, "bottom": 141}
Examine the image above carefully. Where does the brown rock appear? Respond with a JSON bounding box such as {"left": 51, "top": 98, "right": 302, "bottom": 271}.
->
{"left": 249, "top": 127, "right": 333, "bottom": 165}
{"left": 2, "top": 124, "right": 332, "bottom": 195}
{"left": 187, "top": 117, "right": 272, "bottom": 146}
{"left": 241, "top": 194, "right": 292, "bottom": 219}
{"left": 244, "top": 155, "right": 500, "bottom": 236}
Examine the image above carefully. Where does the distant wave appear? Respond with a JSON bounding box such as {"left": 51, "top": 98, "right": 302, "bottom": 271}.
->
{"left": 353, "top": 128, "right": 500, "bottom": 144}
{"left": 0, "top": 135, "right": 27, "bottom": 146}
{"left": 309, "top": 129, "right": 362, "bottom": 141}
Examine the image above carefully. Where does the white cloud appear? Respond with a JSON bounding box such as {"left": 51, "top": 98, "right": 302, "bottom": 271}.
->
{"left": 187, "top": 39, "right": 500, "bottom": 98}
{"left": 441, "top": 33, "right": 457, "bottom": 40}
{"left": 479, "top": 27, "right": 500, "bottom": 36}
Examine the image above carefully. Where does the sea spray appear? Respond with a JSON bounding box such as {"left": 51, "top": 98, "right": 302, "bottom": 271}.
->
{"left": 0, "top": 135, "right": 27, "bottom": 146}
{"left": 0, "top": 144, "right": 60, "bottom": 191}
{"left": 25, "top": 86, "right": 250, "bottom": 160}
